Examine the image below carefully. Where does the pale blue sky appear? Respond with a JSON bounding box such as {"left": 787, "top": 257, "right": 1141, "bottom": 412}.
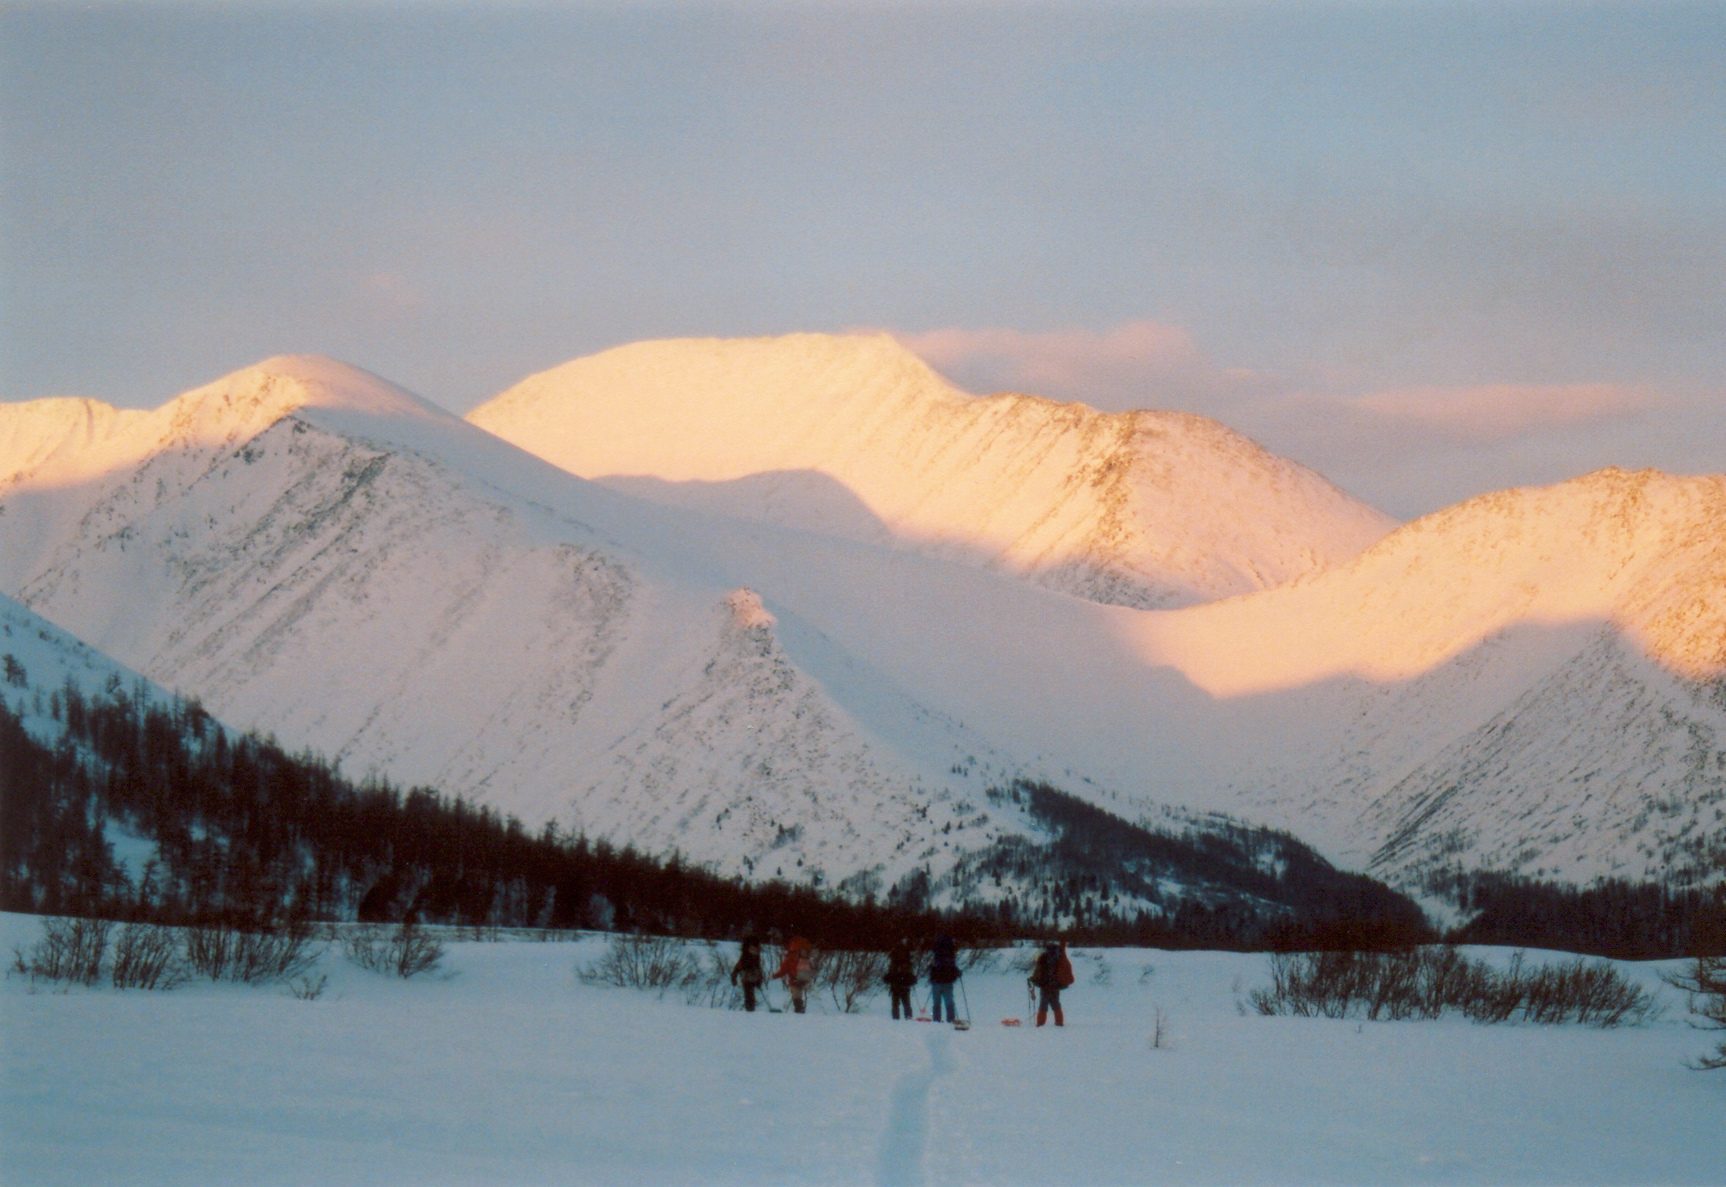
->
{"left": 3, "top": 1, "right": 1721, "bottom": 515}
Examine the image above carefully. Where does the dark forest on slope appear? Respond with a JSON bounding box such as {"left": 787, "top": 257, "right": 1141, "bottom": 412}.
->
{"left": 2, "top": 680, "right": 1717, "bottom": 956}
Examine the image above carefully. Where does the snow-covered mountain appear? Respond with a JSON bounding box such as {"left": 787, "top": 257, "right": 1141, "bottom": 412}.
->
{"left": 2, "top": 349, "right": 1721, "bottom": 904}
{"left": 1147, "top": 468, "right": 1726, "bottom": 890}
{"left": 0, "top": 358, "right": 1090, "bottom": 903}
{"left": 467, "top": 334, "right": 1396, "bottom": 609}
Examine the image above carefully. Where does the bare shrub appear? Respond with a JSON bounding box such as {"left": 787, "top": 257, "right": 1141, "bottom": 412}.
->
{"left": 959, "top": 944, "right": 1001, "bottom": 974}
{"left": 287, "top": 972, "right": 330, "bottom": 1001}
{"left": 187, "top": 921, "right": 322, "bottom": 984}
{"left": 818, "top": 948, "right": 887, "bottom": 1014}
{"left": 343, "top": 922, "right": 444, "bottom": 979}
{"left": 1149, "top": 1006, "right": 1169, "bottom": 1049}
{"left": 1251, "top": 946, "right": 1657, "bottom": 1028}
{"left": 682, "top": 942, "right": 744, "bottom": 1010}
{"left": 1664, "top": 954, "right": 1726, "bottom": 1070}
{"left": 1519, "top": 957, "right": 1657, "bottom": 1027}
{"left": 110, "top": 923, "right": 189, "bottom": 990}
{"left": 183, "top": 924, "right": 238, "bottom": 980}
{"left": 12, "top": 917, "right": 112, "bottom": 986}
{"left": 576, "top": 932, "right": 703, "bottom": 997}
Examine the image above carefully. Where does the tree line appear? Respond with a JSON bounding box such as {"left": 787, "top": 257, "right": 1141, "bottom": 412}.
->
{"left": 1, "top": 683, "right": 1020, "bottom": 948}
{"left": 2, "top": 679, "right": 1718, "bottom": 956}
{"left": 1430, "top": 868, "right": 1726, "bottom": 960}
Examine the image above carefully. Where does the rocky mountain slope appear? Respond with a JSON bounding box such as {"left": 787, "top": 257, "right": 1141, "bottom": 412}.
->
{"left": 467, "top": 334, "right": 1396, "bottom": 609}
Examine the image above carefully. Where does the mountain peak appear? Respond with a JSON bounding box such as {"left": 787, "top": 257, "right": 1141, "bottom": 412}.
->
{"left": 169, "top": 355, "right": 450, "bottom": 431}
{"left": 470, "top": 333, "right": 1395, "bottom": 608}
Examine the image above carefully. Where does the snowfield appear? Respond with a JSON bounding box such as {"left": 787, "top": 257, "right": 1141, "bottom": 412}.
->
{"left": 2, "top": 915, "right": 1721, "bottom": 1186}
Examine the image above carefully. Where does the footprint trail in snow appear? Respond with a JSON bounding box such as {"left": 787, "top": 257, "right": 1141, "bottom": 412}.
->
{"left": 875, "top": 1028, "right": 958, "bottom": 1187}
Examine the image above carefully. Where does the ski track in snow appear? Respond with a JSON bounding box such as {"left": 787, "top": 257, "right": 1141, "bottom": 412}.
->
{"left": 875, "top": 1029, "right": 957, "bottom": 1187}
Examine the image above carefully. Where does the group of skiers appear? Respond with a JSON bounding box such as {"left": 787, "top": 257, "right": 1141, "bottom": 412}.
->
{"left": 729, "top": 933, "right": 1075, "bottom": 1026}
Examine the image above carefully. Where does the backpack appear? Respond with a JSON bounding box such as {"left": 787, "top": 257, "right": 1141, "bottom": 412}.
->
{"left": 1056, "top": 947, "right": 1075, "bottom": 989}
{"left": 930, "top": 937, "right": 960, "bottom": 983}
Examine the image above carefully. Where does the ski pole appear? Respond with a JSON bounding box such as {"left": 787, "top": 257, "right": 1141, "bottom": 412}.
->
{"left": 959, "top": 975, "right": 971, "bottom": 1026}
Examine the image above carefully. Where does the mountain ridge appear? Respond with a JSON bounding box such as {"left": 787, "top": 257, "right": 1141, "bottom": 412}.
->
{"left": 468, "top": 333, "right": 1397, "bottom": 609}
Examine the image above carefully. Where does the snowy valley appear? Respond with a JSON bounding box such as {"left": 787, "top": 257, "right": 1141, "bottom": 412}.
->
{"left": 3, "top": 916, "right": 1722, "bottom": 1186}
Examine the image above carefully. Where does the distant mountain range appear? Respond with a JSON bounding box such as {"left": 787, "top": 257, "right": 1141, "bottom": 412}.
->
{"left": 2, "top": 336, "right": 1720, "bottom": 912}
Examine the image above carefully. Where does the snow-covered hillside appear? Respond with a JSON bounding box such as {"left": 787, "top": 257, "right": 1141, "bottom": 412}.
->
{"left": 468, "top": 334, "right": 1396, "bottom": 609}
{"left": 0, "top": 592, "right": 177, "bottom": 742}
{"left": 0, "top": 397, "right": 145, "bottom": 489}
{"left": 0, "top": 358, "right": 1061, "bottom": 900}
{"left": 3, "top": 353, "right": 1721, "bottom": 902}
{"left": 1119, "top": 468, "right": 1726, "bottom": 888}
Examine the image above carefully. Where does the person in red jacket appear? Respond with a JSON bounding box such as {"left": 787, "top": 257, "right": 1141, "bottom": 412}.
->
{"left": 775, "top": 935, "right": 815, "bottom": 1014}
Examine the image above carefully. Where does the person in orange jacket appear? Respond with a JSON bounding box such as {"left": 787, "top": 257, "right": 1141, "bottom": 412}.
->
{"left": 775, "top": 935, "right": 815, "bottom": 1014}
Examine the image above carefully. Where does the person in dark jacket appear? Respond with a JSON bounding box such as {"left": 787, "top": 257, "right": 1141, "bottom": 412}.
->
{"left": 927, "top": 935, "right": 961, "bottom": 1023}
{"left": 885, "top": 938, "right": 917, "bottom": 1020}
{"left": 1030, "top": 941, "right": 1067, "bottom": 1027}
{"left": 730, "top": 935, "right": 765, "bottom": 1012}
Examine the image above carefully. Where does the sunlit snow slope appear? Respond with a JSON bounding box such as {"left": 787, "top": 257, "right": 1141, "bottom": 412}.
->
{"left": 1125, "top": 469, "right": 1726, "bottom": 888}
{"left": 0, "top": 358, "right": 1046, "bottom": 895}
{"left": 3, "top": 354, "right": 1722, "bottom": 898}
{"left": 467, "top": 334, "right": 1396, "bottom": 609}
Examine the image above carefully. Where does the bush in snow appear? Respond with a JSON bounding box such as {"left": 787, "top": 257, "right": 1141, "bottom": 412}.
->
{"left": 110, "top": 922, "right": 189, "bottom": 990}
{"left": 1663, "top": 954, "right": 1726, "bottom": 1070}
{"left": 1512, "top": 954, "right": 1657, "bottom": 1027}
{"left": 10, "top": 916, "right": 112, "bottom": 986}
{"left": 287, "top": 972, "right": 330, "bottom": 1001}
{"left": 576, "top": 932, "right": 703, "bottom": 997}
{"left": 1250, "top": 947, "right": 1656, "bottom": 1028}
{"left": 680, "top": 943, "right": 744, "bottom": 1010}
{"left": 343, "top": 921, "right": 444, "bottom": 979}
{"left": 816, "top": 948, "right": 887, "bottom": 1014}
{"left": 187, "top": 920, "right": 323, "bottom": 984}
{"left": 958, "top": 944, "right": 1000, "bottom": 974}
